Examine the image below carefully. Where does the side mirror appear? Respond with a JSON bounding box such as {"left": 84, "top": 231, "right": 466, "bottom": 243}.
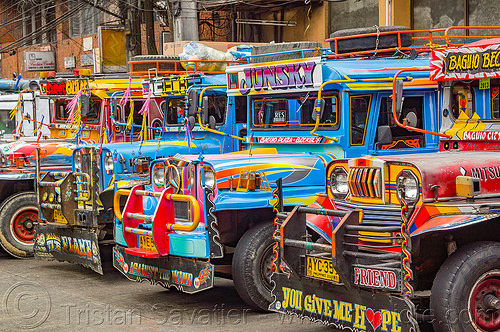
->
{"left": 208, "top": 115, "right": 216, "bottom": 129}
{"left": 311, "top": 99, "right": 325, "bottom": 121}
{"left": 187, "top": 89, "right": 198, "bottom": 116}
{"left": 377, "top": 125, "right": 393, "bottom": 145}
{"left": 405, "top": 111, "right": 418, "bottom": 127}
{"left": 188, "top": 116, "right": 195, "bottom": 131}
{"left": 395, "top": 80, "right": 404, "bottom": 118}
{"left": 202, "top": 96, "right": 209, "bottom": 124}
{"left": 80, "top": 94, "right": 90, "bottom": 115}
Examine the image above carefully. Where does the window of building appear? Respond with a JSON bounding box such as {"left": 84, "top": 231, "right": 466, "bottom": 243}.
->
{"left": 22, "top": 1, "right": 57, "bottom": 44}
{"left": 69, "top": 1, "right": 100, "bottom": 37}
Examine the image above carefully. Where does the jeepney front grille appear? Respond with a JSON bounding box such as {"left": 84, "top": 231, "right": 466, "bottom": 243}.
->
{"left": 348, "top": 167, "right": 382, "bottom": 199}
{"left": 174, "top": 201, "right": 190, "bottom": 221}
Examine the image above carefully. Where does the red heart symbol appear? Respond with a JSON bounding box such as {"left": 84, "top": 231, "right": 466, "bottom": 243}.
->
{"left": 366, "top": 308, "right": 382, "bottom": 331}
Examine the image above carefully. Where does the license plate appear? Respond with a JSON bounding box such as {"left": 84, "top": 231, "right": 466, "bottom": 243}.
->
{"left": 53, "top": 210, "right": 67, "bottom": 224}
{"left": 305, "top": 256, "right": 340, "bottom": 283}
{"left": 139, "top": 235, "right": 156, "bottom": 252}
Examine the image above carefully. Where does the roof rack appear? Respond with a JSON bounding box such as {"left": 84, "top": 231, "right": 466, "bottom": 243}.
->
{"left": 326, "top": 26, "right": 500, "bottom": 59}
{"left": 128, "top": 55, "right": 244, "bottom": 77}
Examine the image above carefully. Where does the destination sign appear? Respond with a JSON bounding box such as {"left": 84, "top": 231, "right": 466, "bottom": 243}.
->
{"left": 40, "top": 79, "right": 89, "bottom": 95}
{"left": 430, "top": 42, "right": 500, "bottom": 81}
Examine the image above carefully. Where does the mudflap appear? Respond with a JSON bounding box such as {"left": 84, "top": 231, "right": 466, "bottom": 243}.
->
{"left": 34, "top": 223, "right": 102, "bottom": 274}
{"left": 113, "top": 246, "right": 214, "bottom": 294}
{"left": 269, "top": 273, "right": 419, "bottom": 332}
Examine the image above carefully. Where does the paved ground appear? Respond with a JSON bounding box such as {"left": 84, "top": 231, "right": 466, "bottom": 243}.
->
{"left": 0, "top": 247, "right": 333, "bottom": 332}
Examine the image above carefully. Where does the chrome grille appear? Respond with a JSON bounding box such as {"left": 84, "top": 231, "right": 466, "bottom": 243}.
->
{"left": 348, "top": 167, "right": 382, "bottom": 198}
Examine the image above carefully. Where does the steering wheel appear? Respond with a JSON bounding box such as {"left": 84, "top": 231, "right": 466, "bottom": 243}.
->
{"left": 164, "top": 165, "right": 181, "bottom": 194}
{"left": 352, "top": 126, "right": 365, "bottom": 134}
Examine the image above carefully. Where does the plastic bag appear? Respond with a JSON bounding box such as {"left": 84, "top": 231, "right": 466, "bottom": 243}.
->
{"left": 179, "top": 42, "right": 235, "bottom": 71}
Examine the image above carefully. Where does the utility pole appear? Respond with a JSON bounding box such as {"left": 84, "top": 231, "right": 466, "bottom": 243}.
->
{"left": 122, "top": 0, "right": 142, "bottom": 68}
{"left": 173, "top": 0, "right": 199, "bottom": 41}
{"left": 145, "top": 0, "right": 158, "bottom": 54}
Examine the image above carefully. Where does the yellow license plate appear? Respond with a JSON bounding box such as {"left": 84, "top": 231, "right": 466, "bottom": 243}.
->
{"left": 53, "top": 210, "right": 67, "bottom": 224}
{"left": 305, "top": 256, "right": 340, "bottom": 282}
{"left": 139, "top": 235, "right": 156, "bottom": 252}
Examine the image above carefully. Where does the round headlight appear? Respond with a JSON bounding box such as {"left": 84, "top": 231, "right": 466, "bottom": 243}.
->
{"left": 204, "top": 169, "right": 215, "bottom": 189}
{"left": 74, "top": 150, "right": 82, "bottom": 169}
{"left": 104, "top": 152, "right": 113, "bottom": 173}
{"left": 153, "top": 165, "right": 165, "bottom": 187}
{"left": 397, "top": 171, "right": 419, "bottom": 203}
{"left": 330, "top": 167, "right": 349, "bottom": 198}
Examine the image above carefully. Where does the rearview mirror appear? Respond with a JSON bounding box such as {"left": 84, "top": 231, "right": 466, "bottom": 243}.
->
{"left": 311, "top": 99, "right": 325, "bottom": 122}
{"left": 395, "top": 80, "right": 404, "bottom": 118}
{"left": 377, "top": 125, "right": 393, "bottom": 145}
{"left": 202, "top": 96, "right": 209, "bottom": 124}
{"left": 80, "top": 94, "right": 90, "bottom": 115}
{"left": 188, "top": 89, "right": 199, "bottom": 116}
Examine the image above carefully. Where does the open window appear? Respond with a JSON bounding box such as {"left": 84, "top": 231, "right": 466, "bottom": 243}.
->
{"left": 451, "top": 83, "right": 474, "bottom": 119}
{"left": 350, "top": 95, "right": 371, "bottom": 146}
{"left": 376, "top": 96, "right": 425, "bottom": 150}
{"left": 206, "top": 94, "right": 227, "bottom": 125}
{"left": 164, "top": 98, "right": 186, "bottom": 126}
{"left": 55, "top": 97, "right": 101, "bottom": 124}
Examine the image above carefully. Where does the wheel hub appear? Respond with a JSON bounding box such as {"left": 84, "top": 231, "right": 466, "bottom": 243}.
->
{"left": 12, "top": 209, "right": 38, "bottom": 243}
{"left": 470, "top": 272, "right": 500, "bottom": 331}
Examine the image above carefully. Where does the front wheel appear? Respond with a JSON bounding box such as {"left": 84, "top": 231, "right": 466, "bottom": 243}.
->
{"left": 0, "top": 192, "right": 39, "bottom": 258}
{"left": 430, "top": 241, "right": 500, "bottom": 332}
{"left": 232, "top": 222, "right": 275, "bottom": 311}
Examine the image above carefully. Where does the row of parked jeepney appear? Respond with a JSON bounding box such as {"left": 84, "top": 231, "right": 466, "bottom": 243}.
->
{"left": 1, "top": 26, "right": 499, "bottom": 332}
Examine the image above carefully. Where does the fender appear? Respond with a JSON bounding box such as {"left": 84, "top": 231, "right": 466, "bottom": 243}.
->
{"left": 410, "top": 213, "right": 498, "bottom": 237}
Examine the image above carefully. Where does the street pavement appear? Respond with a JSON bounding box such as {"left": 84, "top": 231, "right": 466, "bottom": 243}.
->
{"left": 0, "top": 247, "right": 333, "bottom": 332}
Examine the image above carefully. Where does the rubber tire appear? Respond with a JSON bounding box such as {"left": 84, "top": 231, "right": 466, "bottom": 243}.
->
{"left": 330, "top": 26, "right": 412, "bottom": 54}
{"left": 232, "top": 222, "right": 275, "bottom": 311}
{"left": 430, "top": 241, "right": 500, "bottom": 332}
{"left": 0, "top": 192, "right": 38, "bottom": 259}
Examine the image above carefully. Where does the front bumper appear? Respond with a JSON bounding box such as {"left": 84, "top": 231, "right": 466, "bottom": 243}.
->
{"left": 270, "top": 204, "right": 418, "bottom": 331}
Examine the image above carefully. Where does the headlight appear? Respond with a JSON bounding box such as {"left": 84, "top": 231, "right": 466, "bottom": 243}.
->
{"left": 153, "top": 165, "right": 165, "bottom": 187}
{"left": 396, "top": 170, "right": 419, "bottom": 204}
{"left": 330, "top": 167, "right": 349, "bottom": 198}
{"left": 74, "top": 150, "right": 82, "bottom": 169}
{"left": 204, "top": 168, "right": 215, "bottom": 189}
{"left": 104, "top": 152, "right": 113, "bottom": 174}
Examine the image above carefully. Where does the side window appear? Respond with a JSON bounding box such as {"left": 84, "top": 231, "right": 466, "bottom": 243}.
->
{"left": 165, "top": 98, "right": 185, "bottom": 125}
{"left": 492, "top": 86, "right": 500, "bottom": 119}
{"left": 234, "top": 96, "right": 247, "bottom": 124}
{"left": 350, "top": 95, "right": 371, "bottom": 146}
{"left": 376, "top": 96, "right": 424, "bottom": 150}
{"left": 207, "top": 94, "right": 227, "bottom": 125}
